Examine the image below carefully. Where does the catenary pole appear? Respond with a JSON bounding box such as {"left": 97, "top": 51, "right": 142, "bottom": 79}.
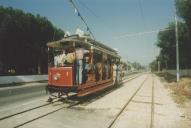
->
{"left": 175, "top": 10, "right": 180, "bottom": 82}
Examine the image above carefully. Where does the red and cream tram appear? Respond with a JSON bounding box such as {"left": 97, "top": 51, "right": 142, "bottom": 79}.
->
{"left": 46, "top": 33, "right": 121, "bottom": 101}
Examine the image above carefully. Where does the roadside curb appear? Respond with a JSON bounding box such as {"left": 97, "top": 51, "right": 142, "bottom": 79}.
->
{"left": 0, "top": 82, "right": 47, "bottom": 98}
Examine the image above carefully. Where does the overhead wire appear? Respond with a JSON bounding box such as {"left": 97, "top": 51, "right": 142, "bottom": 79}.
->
{"left": 138, "top": 0, "right": 147, "bottom": 30}
{"left": 113, "top": 28, "right": 172, "bottom": 39}
{"left": 69, "top": 0, "right": 96, "bottom": 40}
{"left": 114, "top": 0, "right": 173, "bottom": 39}
{"left": 77, "top": 0, "right": 112, "bottom": 38}
{"left": 76, "top": 0, "right": 99, "bottom": 18}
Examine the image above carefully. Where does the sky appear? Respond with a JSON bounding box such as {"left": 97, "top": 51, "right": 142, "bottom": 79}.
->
{"left": 0, "top": 0, "right": 175, "bottom": 66}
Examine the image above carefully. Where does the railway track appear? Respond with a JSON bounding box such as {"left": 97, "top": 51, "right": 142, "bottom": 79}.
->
{"left": 150, "top": 74, "right": 155, "bottom": 128}
{"left": 14, "top": 99, "right": 83, "bottom": 128}
{"left": 0, "top": 99, "right": 58, "bottom": 121}
{"left": 0, "top": 95, "right": 84, "bottom": 128}
{"left": 0, "top": 73, "right": 143, "bottom": 128}
{"left": 0, "top": 93, "right": 77, "bottom": 121}
{"left": 107, "top": 74, "right": 155, "bottom": 128}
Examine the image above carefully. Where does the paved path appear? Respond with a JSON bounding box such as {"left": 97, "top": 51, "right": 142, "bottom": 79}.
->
{"left": 80, "top": 73, "right": 190, "bottom": 128}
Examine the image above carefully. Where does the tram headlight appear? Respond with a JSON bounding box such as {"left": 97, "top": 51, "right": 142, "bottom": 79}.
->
{"left": 53, "top": 76, "right": 59, "bottom": 81}
{"left": 53, "top": 73, "right": 61, "bottom": 81}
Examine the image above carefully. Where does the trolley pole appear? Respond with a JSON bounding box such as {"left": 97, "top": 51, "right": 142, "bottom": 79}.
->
{"left": 175, "top": 13, "right": 180, "bottom": 82}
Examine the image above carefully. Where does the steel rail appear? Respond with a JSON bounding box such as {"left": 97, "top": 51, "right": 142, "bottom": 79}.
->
{"left": 0, "top": 96, "right": 69, "bottom": 121}
{"left": 14, "top": 100, "right": 83, "bottom": 128}
{"left": 150, "top": 74, "right": 155, "bottom": 128}
{"left": 107, "top": 74, "right": 149, "bottom": 128}
{"left": 0, "top": 102, "right": 54, "bottom": 121}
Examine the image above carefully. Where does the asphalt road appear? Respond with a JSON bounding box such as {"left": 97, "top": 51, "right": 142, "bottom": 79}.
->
{"left": 0, "top": 82, "right": 47, "bottom": 108}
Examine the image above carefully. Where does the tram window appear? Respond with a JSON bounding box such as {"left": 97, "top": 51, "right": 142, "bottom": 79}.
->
{"left": 93, "top": 52, "right": 102, "bottom": 63}
{"left": 48, "top": 48, "right": 54, "bottom": 67}
{"left": 93, "top": 52, "right": 103, "bottom": 81}
{"left": 65, "top": 47, "right": 75, "bottom": 64}
{"left": 48, "top": 47, "right": 75, "bottom": 67}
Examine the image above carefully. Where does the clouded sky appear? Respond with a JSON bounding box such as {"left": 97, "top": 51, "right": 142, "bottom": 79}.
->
{"left": 0, "top": 0, "right": 175, "bottom": 65}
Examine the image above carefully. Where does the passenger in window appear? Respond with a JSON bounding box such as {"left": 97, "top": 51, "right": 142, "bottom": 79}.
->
{"left": 54, "top": 54, "right": 59, "bottom": 67}
{"left": 60, "top": 50, "right": 66, "bottom": 66}
{"left": 82, "top": 54, "right": 91, "bottom": 83}
{"left": 65, "top": 52, "right": 75, "bottom": 64}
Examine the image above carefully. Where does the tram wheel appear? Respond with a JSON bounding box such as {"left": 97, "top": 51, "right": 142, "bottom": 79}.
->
{"left": 47, "top": 97, "right": 53, "bottom": 102}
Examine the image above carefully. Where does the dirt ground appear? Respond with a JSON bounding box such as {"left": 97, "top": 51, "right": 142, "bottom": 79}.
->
{"left": 157, "top": 72, "right": 191, "bottom": 120}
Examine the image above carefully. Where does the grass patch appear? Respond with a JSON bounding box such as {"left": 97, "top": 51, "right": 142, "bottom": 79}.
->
{"left": 156, "top": 72, "right": 191, "bottom": 104}
{"left": 156, "top": 72, "right": 176, "bottom": 82}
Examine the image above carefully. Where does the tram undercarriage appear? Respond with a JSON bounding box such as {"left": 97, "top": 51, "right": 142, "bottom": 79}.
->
{"left": 46, "top": 79, "right": 119, "bottom": 102}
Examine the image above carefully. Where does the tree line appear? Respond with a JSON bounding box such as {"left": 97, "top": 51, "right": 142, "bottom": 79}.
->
{"left": 150, "top": 0, "right": 191, "bottom": 71}
{"left": 0, "top": 6, "right": 64, "bottom": 75}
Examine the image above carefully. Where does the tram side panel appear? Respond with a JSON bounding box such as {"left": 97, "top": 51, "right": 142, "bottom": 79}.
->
{"left": 47, "top": 66, "right": 77, "bottom": 96}
{"left": 48, "top": 67, "right": 73, "bottom": 87}
{"left": 47, "top": 62, "right": 121, "bottom": 94}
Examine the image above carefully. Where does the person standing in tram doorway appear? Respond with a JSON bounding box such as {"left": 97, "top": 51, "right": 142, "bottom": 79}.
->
{"left": 75, "top": 47, "right": 84, "bottom": 85}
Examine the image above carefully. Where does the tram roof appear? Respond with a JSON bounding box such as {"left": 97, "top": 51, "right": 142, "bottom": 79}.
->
{"left": 47, "top": 34, "right": 120, "bottom": 58}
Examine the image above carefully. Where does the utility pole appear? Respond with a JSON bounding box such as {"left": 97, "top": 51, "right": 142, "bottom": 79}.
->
{"left": 175, "top": 11, "right": 180, "bottom": 82}
{"left": 158, "top": 60, "right": 160, "bottom": 73}
{"left": 52, "top": 30, "right": 56, "bottom": 41}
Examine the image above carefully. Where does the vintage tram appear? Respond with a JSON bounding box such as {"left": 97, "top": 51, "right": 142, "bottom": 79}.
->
{"left": 46, "top": 33, "right": 121, "bottom": 101}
